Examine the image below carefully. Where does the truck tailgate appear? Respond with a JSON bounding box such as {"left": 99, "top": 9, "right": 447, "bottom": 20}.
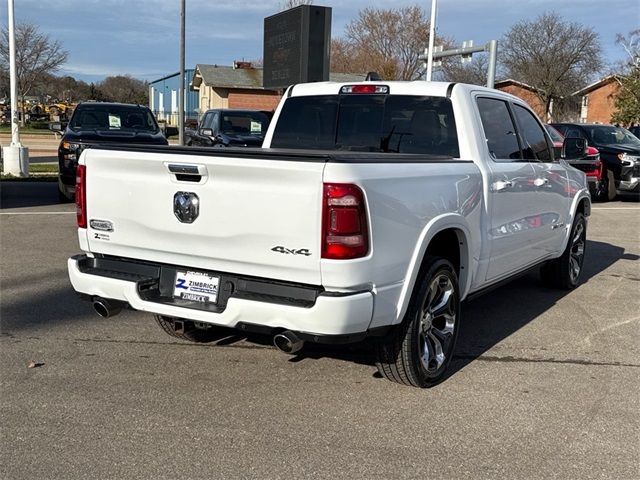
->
{"left": 82, "top": 148, "right": 325, "bottom": 285}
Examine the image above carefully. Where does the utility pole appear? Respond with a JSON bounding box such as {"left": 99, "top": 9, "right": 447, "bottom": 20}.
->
{"left": 178, "top": 0, "right": 185, "bottom": 146}
{"left": 425, "top": 0, "right": 437, "bottom": 81}
{"left": 486, "top": 40, "right": 497, "bottom": 89}
{"left": 419, "top": 40, "right": 499, "bottom": 88}
{"left": 2, "top": 0, "right": 29, "bottom": 176}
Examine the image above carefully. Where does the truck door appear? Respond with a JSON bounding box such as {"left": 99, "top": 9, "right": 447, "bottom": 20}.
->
{"left": 511, "top": 103, "right": 570, "bottom": 256}
{"left": 475, "top": 96, "right": 543, "bottom": 281}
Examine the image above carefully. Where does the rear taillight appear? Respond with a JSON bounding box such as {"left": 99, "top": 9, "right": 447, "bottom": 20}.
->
{"left": 76, "top": 164, "right": 87, "bottom": 228}
{"left": 322, "top": 183, "right": 369, "bottom": 259}
{"left": 586, "top": 159, "right": 602, "bottom": 177}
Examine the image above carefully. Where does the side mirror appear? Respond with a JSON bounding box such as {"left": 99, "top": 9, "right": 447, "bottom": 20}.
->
{"left": 49, "top": 122, "right": 62, "bottom": 132}
{"left": 562, "top": 137, "right": 587, "bottom": 160}
{"left": 200, "top": 128, "right": 214, "bottom": 137}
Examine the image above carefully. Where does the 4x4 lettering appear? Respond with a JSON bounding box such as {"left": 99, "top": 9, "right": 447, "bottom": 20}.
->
{"left": 271, "top": 246, "right": 312, "bottom": 256}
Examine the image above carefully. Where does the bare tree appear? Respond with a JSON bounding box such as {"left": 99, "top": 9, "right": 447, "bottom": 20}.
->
{"left": 615, "top": 29, "right": 640, "bottom": 67}
{"left": 501, "top": 12, "right": 602, "bottom": 121}
{"left": 0, "top": 69, "right": 8, "bottom": 98}
{"left": 611, "top": 29, "right": 640, "bottom": 125}
{"left": 0, "top": 22, "right": 68, "bottom": 123}
{"left": 97, "top": 75, "right": 149, "bottom": 104}
{"left": 337, "top": 6, "right": 433, "bottom": 80}
{"left": 330, "top": 38, "right": 379, "bottom": 77}
{"left": 438, "top": 55, "right": 489, "bottom": 86}
{"left": 279, "top": 0, "right": 312, "bottom": 11}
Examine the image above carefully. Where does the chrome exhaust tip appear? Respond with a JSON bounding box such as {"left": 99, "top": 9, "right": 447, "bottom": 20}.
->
{"left": 92, "top": 297, "right": 124, "bottom": 318}
{"left": 273, "top": 330, "right": 304, "bottom": 355}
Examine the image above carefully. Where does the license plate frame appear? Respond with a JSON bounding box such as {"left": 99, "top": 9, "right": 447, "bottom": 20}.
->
{"left": 173, "top": 270, "right": 219, "bottom": 304}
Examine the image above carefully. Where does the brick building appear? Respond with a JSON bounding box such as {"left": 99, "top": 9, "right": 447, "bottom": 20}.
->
{"left": 572, "top": 75, "right": 620, "bottom": 124}
{"left": 190, "top": 63, "right": 280, "bottom": 114}
{"left": 190, "top": 62, "right": 365, "bottom": 117}
{"left": 494, "top": 79, "right": 546, "bottom": 119}
{"left": 495, "top": 76, "right": 623, "bottom": 125}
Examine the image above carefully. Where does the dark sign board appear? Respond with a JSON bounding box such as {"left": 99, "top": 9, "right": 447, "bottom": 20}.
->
{"left": 263, "top": 5, "right": 331, "bottom": 90}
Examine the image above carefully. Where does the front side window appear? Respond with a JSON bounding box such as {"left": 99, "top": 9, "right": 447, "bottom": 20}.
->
{"left": 271, "top": 94, "right": 459, "bottom": 157}
{"left": 200, "top": 112, "right": 214, "bottom": 130}
{"left": 476, "top": 97, "right": 521, "bottom": 161}
{"left": 512, "top": 104, "right": 551, "bottom": 162}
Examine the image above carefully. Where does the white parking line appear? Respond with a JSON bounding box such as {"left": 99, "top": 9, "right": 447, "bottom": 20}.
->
{"left": 0, "top": 212, "right": 75, "bottom": 215}
{"left": 591, "top": 207, "right": 640, "bottom": 210}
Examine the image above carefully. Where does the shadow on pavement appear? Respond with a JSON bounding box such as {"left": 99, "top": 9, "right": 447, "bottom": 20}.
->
{"left": 0, "top": 181, "right": 63, "bottom": 209}
{"left": 2, "top": 240, "right": 635, "bottom": 386}
{"left": 277, "top": 239, "right": 637, "bottom": 382}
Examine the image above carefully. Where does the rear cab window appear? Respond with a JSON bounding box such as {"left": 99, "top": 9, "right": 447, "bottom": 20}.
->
{"left": 271, "top": 94, "right": 460, "bottom": 157}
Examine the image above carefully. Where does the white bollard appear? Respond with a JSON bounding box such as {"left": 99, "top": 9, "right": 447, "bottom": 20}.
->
{"left": 2, "top": 145, "right": 29, "bottom": 177}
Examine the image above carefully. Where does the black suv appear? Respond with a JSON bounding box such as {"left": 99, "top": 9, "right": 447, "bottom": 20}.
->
{"left": 53, "top": 102, "right": 168, "bottom": 201}
{"left": 184, "top": 109, "right": 271, "bottom": 148}
{"left": 551, "top": 123, "right": 640, "bottom": 200}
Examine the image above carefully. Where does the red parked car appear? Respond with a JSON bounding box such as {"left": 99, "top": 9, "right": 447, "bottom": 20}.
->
{"left": 545, "top": 125, "right": 603, "bottom": 199}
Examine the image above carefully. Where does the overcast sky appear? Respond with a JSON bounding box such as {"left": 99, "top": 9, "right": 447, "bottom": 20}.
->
{"left": 1, "top": 0, "right": 637, "bottom": 83}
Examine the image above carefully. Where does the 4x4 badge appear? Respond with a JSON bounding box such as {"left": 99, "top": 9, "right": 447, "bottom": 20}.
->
{"left": 271, "top": 246, "right": 311, "bottom": 256}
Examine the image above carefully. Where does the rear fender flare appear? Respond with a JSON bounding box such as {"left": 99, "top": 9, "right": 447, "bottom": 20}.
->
{"left": 560, "top": 189, "right": 591, "bottom": 253}
{"left": 394, "top": 213, "right": 473, "bottom": 324}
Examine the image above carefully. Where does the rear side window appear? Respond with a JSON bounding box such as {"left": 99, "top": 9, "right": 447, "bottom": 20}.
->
{"left": 512, "top": 104, "right": 551, "bottom": 162}
{"left": 476, "top": 97, "right": 521, "bottom": 161}
{"left": 271, "top": 94, "right": 459, "bottom": 157}
{"left": 220, "top": 112, "right": 270, "bottom": 135}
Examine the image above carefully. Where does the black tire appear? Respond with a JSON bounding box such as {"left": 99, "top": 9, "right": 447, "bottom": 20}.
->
{"left": 540, "top": 212, "right": 587, "bottom": 290}
{"left": 375, "top": 256, "right": 461, "bottom": 388}
{"left": 595, "top": 169, "right": 616, "bottom": 202}
{"left": 154, "top": 314, "right": 220, "bottom": 343}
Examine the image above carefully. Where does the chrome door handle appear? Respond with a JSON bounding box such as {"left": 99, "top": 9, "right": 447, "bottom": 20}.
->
{"left": 534, "top": 177, "right": 549, "bottom": 187}
{"left": 492, "top": 180, "right": 513, "bottom": 192}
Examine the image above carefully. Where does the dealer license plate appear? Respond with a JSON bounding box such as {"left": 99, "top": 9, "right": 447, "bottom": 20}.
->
{"left": 173, "top": 270, "right": 219, "bottom": 304}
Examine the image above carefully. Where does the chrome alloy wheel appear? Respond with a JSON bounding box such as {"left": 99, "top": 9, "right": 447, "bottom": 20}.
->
{"left": 418, "top": 274, "right": 457, "bottom": 374}
{"left": 569, "top": 220, "right": 586, "bottom": 283}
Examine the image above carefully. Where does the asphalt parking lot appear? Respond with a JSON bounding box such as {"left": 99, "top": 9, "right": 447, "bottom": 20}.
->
{"left": 1, "top": 182, "right": 639, "bottom": 479}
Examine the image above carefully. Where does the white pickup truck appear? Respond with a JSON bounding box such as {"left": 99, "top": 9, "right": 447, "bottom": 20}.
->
{"left": 68, "top": 81, "right": 590, "bottom": 388}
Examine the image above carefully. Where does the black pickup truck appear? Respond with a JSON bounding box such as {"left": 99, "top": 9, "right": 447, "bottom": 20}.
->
{"left": 551, "top": 123, "right": 640, "bottom": 200}
{"left": 184, "top": 109, "right": 271, "bottom": 148}
{"left": 52, "top": 102, "right": 167, "bottom": 201}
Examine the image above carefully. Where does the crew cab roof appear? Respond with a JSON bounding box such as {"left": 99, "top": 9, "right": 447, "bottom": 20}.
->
{"left": 286, "top": 80, "right": 506, "bottom": 99}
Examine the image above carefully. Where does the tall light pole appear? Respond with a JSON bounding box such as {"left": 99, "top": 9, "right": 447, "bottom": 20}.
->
{"left": 425, "top": 0, "right": 437, "bottom": 81}
{"left": 3, "top": 0, "right": 29, "bottom": 176}
{"left": 178, "top": 0, "right": 185, "bottom": 146}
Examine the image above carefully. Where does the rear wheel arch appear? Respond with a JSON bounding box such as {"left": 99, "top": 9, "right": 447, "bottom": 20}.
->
{"left": 395, "top": 221, "right": 472, "bottom": 324}
{"left": 576, "top": 197, "right": 590, "bottom": 217}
